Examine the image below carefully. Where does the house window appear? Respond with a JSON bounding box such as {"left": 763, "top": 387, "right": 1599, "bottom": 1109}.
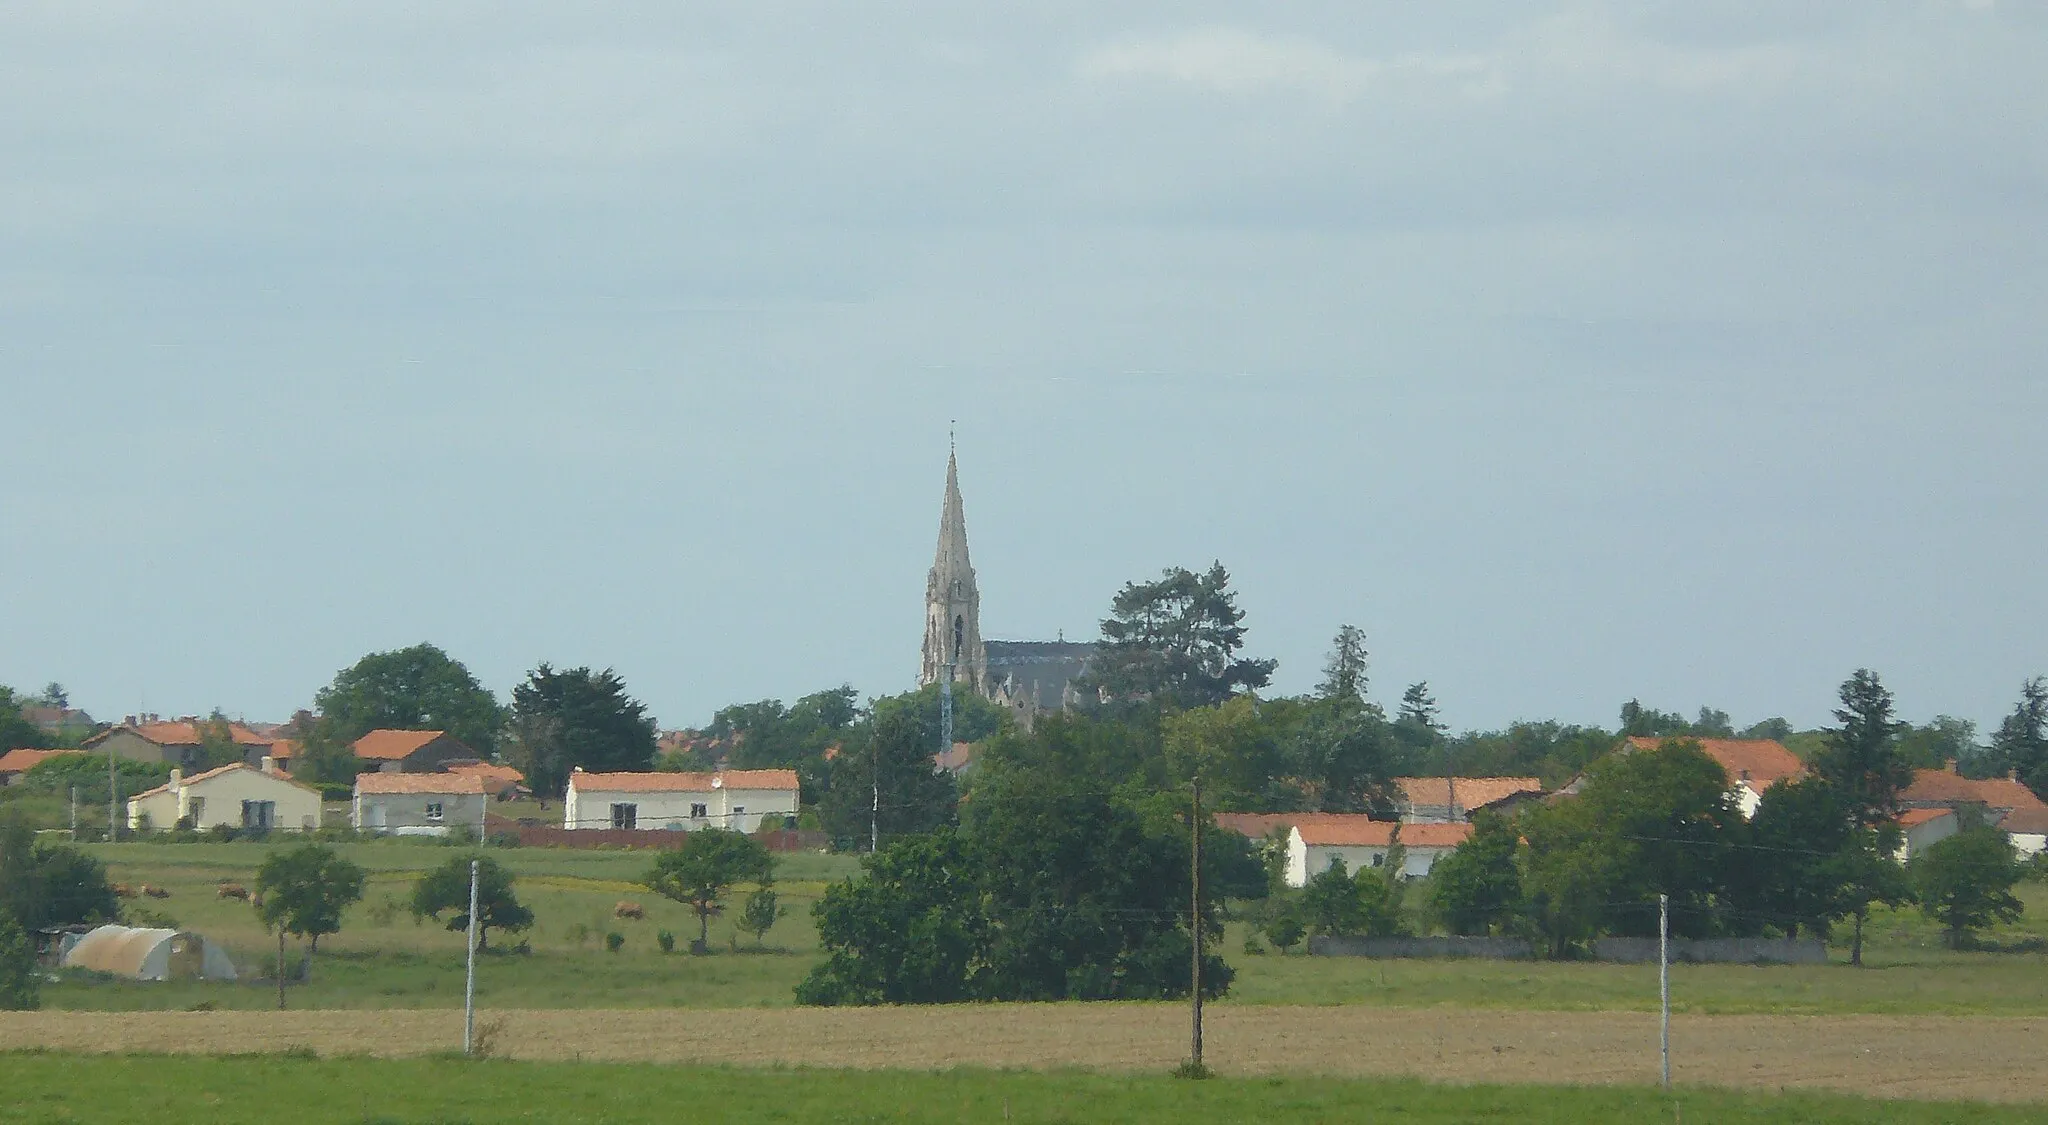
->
{"left": 611, "top": 803, "right": 638, "bottom": 830}
{"left": 732, "top": 806, "right": 746, "bottom": 828}
{"left": 689, "top": 803, "right": 708, "bottom": 820}
{"left": 425, "top": 802, "right": 444, "bottom": 821}
{"left": 186, "top": 797, "right": 206, "bottom": 824}
{"left": 1371, "top": 853, "right": 1384, "bottom": 867}
{"left": 241, "top": 800, "right": 275, "bottom": 830}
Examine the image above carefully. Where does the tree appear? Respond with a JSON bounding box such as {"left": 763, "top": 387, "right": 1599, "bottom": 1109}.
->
{"left": 1837, "top": 825, "right": 1911, "bottom": 967}
{"left": 1618, "top": 700, "right": 1691, "bottom": 739}
{"left": 1162, "top": 697, "right": 1290, "bottom": 812}
{"left": 1810, "top": 669, "right": 1911, "bottom": 827}
{"left": 1291, "top": 701, "right": 1399, "bottom": 814}
{"left": 1741, "top": 778, "right": 1855, "bottom": 939}
{"left": 646, "top": 830, "right": 774, "bottom": 952}
{"left": 1897, "top": 716, "right": 1983, "bottom": 773}
{"left": 799, "top": 786, "right": 1230, "bottom": 1005}
{"left": 1316, "top": 625, "right": 1370, "bottom": 710}
{"left": 1989, "top": 678, "right": 2048, "bottom": 798}
{"left": 0, "top": 687, "right": 47, "bottom": 753}
{"left": 19, "top": 755, "right": 170, "bottom": 810}
{"left": 411, "top": 854, "right": 533, "bottom": 950}
{"left": 314, "top": 643, "right": 507, "bottom": 755}
{"left": 1081, "top": 562, "right": 1275, "bottom": 710}
{"left": 290, "top": 713, "right": 361, "bottom": 787}
{"left": 1429, "top": 811, "right": 1524, "bottom": 936}
{"left": 1739, "top": 717, "right": 1794, "bottom": 742}
{"left": 1298, "top": 858, "right": 1365, "bottom": 937}
{"left": 816, "top": 690, "right": 958, "bottom": 850}
{"left": 0, "top": 818, "right": 117, "bottom": 932}
{"left": 37, "top": 683, "right": 68, "bottom": 710}
{"left": 508, "top": 665, "right": 658, "bottom": 798}
{"left": 194, "top": 712, "right": 246, "bottom": 770}
{"left": 1392, "top": 683, "right": 1445, "bottom": 768}
{"left": 0, "top": 914, "right": 37, "bottom": 1011}
{"left": 1692, "top": 707, "right": 1735, "bottom": 738}
{"left": 737, "top": 888, "right": 781, "bottom": 947}
{"left": 1911, "top": 824, "right": 2023, "bottom": 950}
{"left": 254, "top": 843, "right": 367, "bottom": 981}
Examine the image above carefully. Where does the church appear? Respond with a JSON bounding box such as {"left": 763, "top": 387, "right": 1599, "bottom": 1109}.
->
{"left": 918, "top": 449, "right": 1095, "bottom": 723}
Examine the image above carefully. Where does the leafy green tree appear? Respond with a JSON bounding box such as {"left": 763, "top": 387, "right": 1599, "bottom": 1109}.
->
{"left": 195, "top": 712, "right": 246, "bottom": 770}
{"left": 1810, "top": 669, "right": 1911, "bottom": 827}
{"left": 1391, "top": 682, "right": 1445, "bottom": 768}
{"left": 1299, "top": 858, "right": 1365, "bottom": 937}
{"left": 20, "top": 755, "right": 169, "bottom": 809}
{"left": 1291, "top": 701, "right": 1398, "bottom": 813}
{"left": 1163, "top": 697, "right": 1291, "bottom": 812}
{"left": 1316, "top": 625, "right": 1370, "bottom": 709}
{"left": 710, "top": 685, "right": 866, "bottom": 770}
{"left": 289, "top": 713, "right": 361, "bottom": 786}
{"left": 1081, "top": 562, "right": 1275, "bottom": 710}
{"left": 800, "top": 786, "right": 1229, "bottom": 1005}
{"left": 1692, "top": 707, "right": 1735, "bottom": 737}
{"left": 0, "top": 687, "right": 47, "bottom": 753}
{"left": 737, "top": 888, "right": 781, "bottom": 947}
{"left": 1429, "top": 811, "right": 1524, "bottom": 936}
{"left": 411, "top": 854, "right": 533, "bottom": 950}
{"left": 314, "top": 643, "right": 508, "bottom": 755}
{"left": 1738, "top": 717, "right": 1795, "bottom": 741}
{"left": 1838, "top": 825, "right": 1911, "bottom": 967}
{"left": 798, "top": 830, "right": 986, "bottom": 1005}
{"left": 816, "top": 690, "right": 959, "bottom": 850}
{"left": 1740, "top": 778, "right": 1855, "bottom": 939}
{"left": 1354, "top": 842, "right": 1408, "bottom": 938}
{"left": 509, "top": 665, "right": 658, "bottom": 798}
{"left": 1896, "top": 716, "right": 1982, "bottom": 773}
{"left": 255, "top": 843, "right": 367, "bottom": 977}
{"left": 1429, "top": 722, "right": 1613, "bottom": 788}
{"left": 0, "top": 818, "right": 117, "bottom": 931}
{"left": 1911, "top": 824, "right": 2023, "bottom": 950}
{"left": 0, "top": 914, "right": 38, "bottom": 1011}
{"left": 1618, "top": 699, "right": 1692, "bottom": 738}
{"left": 1262, "top": 909, "right": 1305, "bottom": 954}
{"left": 646, "top": 830, "right": 774, "bottom": 951}
{"left": 1989, "top": 678, "right": 2048, "bottom": 797}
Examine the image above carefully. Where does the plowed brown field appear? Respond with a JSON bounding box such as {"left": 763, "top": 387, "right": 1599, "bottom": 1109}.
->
{"left": 0, "top": 1006, "right": 2037, "bottom": 1102}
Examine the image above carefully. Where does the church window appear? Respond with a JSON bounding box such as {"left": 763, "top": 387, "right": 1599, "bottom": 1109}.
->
{"left": 953, "top": 615, "right": 964, "bottom": 659}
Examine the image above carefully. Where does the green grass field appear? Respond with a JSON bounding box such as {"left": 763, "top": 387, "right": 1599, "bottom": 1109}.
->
{"left": 0, "top": 1053, "right": 2037, "bottom": 1125}
{"left": 40, "top": 838, "right": 2048, "bottom": 1016}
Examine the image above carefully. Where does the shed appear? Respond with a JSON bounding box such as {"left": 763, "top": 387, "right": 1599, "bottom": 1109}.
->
{"left": 60, "top": 925, "right": 237, "bottom": 981}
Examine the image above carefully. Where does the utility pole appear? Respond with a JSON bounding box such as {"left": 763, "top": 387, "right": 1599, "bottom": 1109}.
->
{"left": 107, "top": 739, "right": 118, "bottom": 837}
{"left": 69, "top": 787, "right": 77, "bottom": 841}
{"left": 940, "top": 660, "right": 954, "bottom": 763}
{"left": 1190, "top": 773, "right": 1204, "bottom": 1071}
{"left": 464, "top": 859, "right": 480, "bottom": 1055}
{"left": 1659, "top": 892, "right": 1671, "bottom": 1090}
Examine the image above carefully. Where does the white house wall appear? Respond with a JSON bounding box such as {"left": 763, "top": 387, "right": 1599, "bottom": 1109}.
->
{"left": 564, "top": 784, "right": 798, "bottom": 833}
{"left": 128, "top": 770, "right": 320, "bottom": 832}
{"left": 1284, "top": 839, "right": 1455, "bottom": 887}
{"left": 352, "top": 793, "right": 488, "bottom": 834}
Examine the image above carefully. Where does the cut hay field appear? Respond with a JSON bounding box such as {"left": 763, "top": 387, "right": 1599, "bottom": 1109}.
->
{"left": 1, "top": 1005, "right": 2044, "bottom": 1106}
{"left": 5, "top": 1054, "right": 2038, "bottom": 1125}
{"left": 51, "top": 840, "right": 2048, "bottom": 1016}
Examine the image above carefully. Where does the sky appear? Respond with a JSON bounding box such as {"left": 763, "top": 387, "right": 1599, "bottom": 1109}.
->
{"left": 2, "top": 2, "right": 2043, "bottom": 737}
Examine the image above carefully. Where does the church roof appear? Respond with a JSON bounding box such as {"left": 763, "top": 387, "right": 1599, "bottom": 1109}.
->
{"left": 931, "top": 449, "right": 974, "bottom": 588}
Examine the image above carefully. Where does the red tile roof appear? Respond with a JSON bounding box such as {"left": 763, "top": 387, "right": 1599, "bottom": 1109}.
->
{"left": 0, "top": 748, "right": 81, "bottom": 775}
{"left": 355, "top": 772, "right": 490, "bottom": 796}
{"left": 1896, "top": 808, "right": 1954, "bottom": 829}
{"left": 568, "top": 768, "right": 800, "bottom": 793}
{"left": 1395, "top": 777, "right": 1545, "bottom": 811}
{"left": 445, "top": 762, "right": 525, "bottom": 787}
{"left": 1902, "top": 769, "right": 2048, "bottom": 815}
{"left": 90, "top": 720, "right": 275, "bottom": 748}
{"left": 1623, "top": 736, "right": 1806, "bottom": 793}
{"left": 1293, "top": 817, "right": 1473, "bottom": 849}
{"left": 128, "top": 762, "right": 320, "bottom": 800}
{"left": 352, "top": 729, "right": 451, "bottom": 761}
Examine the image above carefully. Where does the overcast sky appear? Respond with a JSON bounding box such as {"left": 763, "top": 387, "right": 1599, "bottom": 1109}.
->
{"left": 3, "top": 2, "right": 2043, "bottom": 736}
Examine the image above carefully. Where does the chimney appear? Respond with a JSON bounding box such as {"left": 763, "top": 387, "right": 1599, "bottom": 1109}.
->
{"left": 2011, "top": 769, "right": 2021, "bottom": 782}
{"left": 169, "top": 768, "right": 183, "bottom": 792}
{"left": 1946, "top": 758, "right": 1959, "bottom": 774}
{"left": 260, "top": 755, "right": 276, "bottom": 776}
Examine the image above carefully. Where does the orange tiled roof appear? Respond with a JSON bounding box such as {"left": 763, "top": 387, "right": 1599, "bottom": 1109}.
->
{"left": 1896, "top": 808, "right": 1955, "bottom": 829}
{"left": 128, "top": 762, "right": 320, "bottom": 800}
{"left": 0, "top": 748, "right": 82, "bottom": 775}
{"left": 1395, "top": 777, "right": 1544, "bottom": 811}
{"left": 352, "top": 729, "right": 451, "bottom": 761}
{"left": 1902, "top": 769, "right": 2048, "bottom": 815}
{"left": 91, "top": 720, "right": 274, "bottom": 748}
{"left": 445, "top": 762, "right": 525, "bottom": 786}
{"left": 1999, "top": 806, "right": 2048, "bottom": 835}
{"left": 1294, "top": 817, "right": 1473, "bottom": 849}
{"left": 568, "top": 768, "right": 800, "bottom": 793}
{"left": 355, "top": 772, "right": 490, "bottom": 795}
{"left": 1623, "top": 736, "right": 1806, "bottom": 793}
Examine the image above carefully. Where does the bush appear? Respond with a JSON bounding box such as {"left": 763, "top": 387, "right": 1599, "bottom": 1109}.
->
{"left": 122, "top": 905, "right": 179, "bottom": 930}
{"left": 207, "top": 824, "right": 238, "bottom": 843}
{"left": 488, "top": 831, "right": 522, "bottom": 849}
{"left": 604, "top": 931, "right": 625, "bottom": 953}
{"left": 0, "top": 915, "right": 40, "bottom": 1011}
{"left": 657, "top": 930, "right": 676, "bottom": 954}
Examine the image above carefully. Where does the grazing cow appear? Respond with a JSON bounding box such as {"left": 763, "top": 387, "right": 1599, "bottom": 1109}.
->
{"left": 613, "top": 901, "right": 644, "bottom": 921}
{"left": 141, "top": 885, "right": 171, "bottom": 899}
{"left": 112, "top": 883, "right": 136, "bottom": 898}
{"left": 217, "top": 883, "right": 250, "bottom": 901}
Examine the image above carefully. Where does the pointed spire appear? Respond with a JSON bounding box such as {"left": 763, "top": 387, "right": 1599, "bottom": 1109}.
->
{"left": 933, "top": 448, "right": 972, "bottom": 582}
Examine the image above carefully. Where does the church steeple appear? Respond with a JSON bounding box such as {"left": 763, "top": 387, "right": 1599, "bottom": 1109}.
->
{"left": 921, "top": 446, "right": 988, "bottom": 692}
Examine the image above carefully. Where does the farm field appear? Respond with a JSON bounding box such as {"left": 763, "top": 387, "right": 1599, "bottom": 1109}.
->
{"left": 48, "top": 838, "right": 2048, "bottom": 1016}
{"left": 0, "top": 1006, "right": 2044, "bottom": 1106}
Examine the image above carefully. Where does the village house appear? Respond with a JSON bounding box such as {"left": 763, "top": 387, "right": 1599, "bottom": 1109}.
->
{"left": 126, "top": 757, "right": 321, "bottom": 833}
{"left": 1900, "top": 763, "right": 2048, "bottom": 858}
{"left": 1283, "top": 817, "right": 1472, "bottom": 887}
{"left": 353, "top": 772, "right": 490, "bottom": 836}
{"left": 351, "top": 729, "right": 479, "bottom": 774}
{"left": 562, "top": 768, "right": 800, "bottom": 833}
{"left": 0, "top": 748, "right": 80, "bottom": 787}
{"left": 1615, "top": 736, "right": 1807, "bottom": 819}
{"left": 1394, "top": 777, "right": 1546, "bottom": 823}
{"left": 1895, "top": 807, "right": 1961, "bottom": 861}
{"left": 84, "top": 718, "right": 277, "bottom": 770}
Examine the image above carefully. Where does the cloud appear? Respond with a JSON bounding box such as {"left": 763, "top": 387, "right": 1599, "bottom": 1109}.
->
{"left": 1077, "top": 27, "right": 1385, "bottom": 101}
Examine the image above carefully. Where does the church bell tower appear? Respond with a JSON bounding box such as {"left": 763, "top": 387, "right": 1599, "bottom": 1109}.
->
{"left": 920, "top": 447, "right": 988, "bottom": 693}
